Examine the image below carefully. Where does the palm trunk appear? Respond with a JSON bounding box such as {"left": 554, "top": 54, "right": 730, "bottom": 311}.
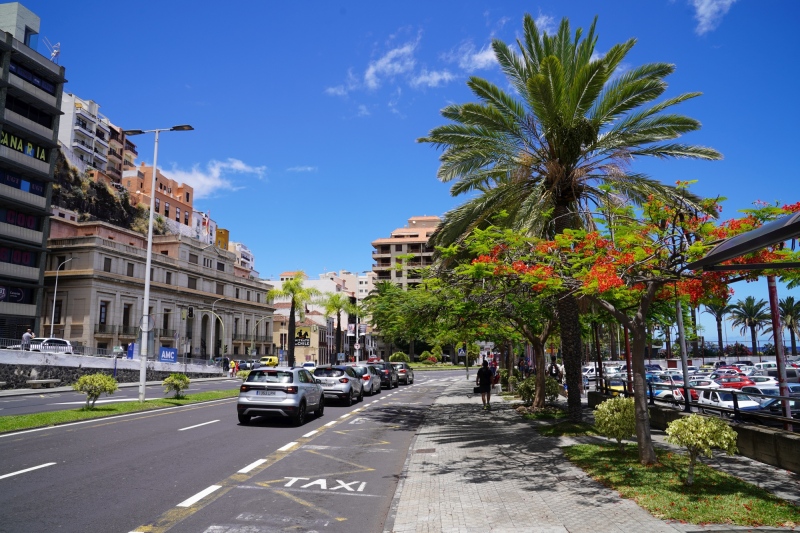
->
{"left": 716, "top": 317, "right": 724, "bottom": 359}
{"left": 630, "top": 326, "right": 657, "bottom": 464}
{"left": 791, "top": 328, "right": 797, "bottom": 356}
{"left": 593, "top": 323, "right": 603, "bottom": 389}
{"left": 750, "top": 325, "right": 758, "bottom": 359}
{"left": 288, "top": 300, "right": 297, "bottom": 367}
{"left": 335, "top": 310, "right": 342, "bottom": 363}
{"left": 532, "top": 341, "right": 546, "bottom": 408}
{"left": 690, "top": 307, "right": 699, "bottom": 359}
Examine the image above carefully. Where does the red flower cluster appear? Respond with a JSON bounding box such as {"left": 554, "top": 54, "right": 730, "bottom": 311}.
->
{"left": 586, "top": 260, "right": 624, "bottom": 292}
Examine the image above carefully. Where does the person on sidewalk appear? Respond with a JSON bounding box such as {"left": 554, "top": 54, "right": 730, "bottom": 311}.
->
{"left": 21, "top": 329, "right": 33, "bottom": 351}
{"left": 476, "top": 360, "right": 493, "bottom": 410}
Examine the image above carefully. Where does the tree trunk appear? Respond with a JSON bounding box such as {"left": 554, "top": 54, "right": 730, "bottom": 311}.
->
{"left": 791, "top": 328, "right": 797, "bottom": 356}
{"left": 610, "top": 325, "right": 619, "bottom": 360}
{"left": 593, "top": 323, "right": 603, "bottom": 390}
{"left": 716, "top": 317, "right": 724, "bottom": 359}
{"left": 630, "top": 327, "right": 657, "bottom": 464}
{"left": 750, "top": 325, "right": 758, "bottom": 358}
{"left": 532, "top": 340, "right": 546, "bottom": 408}
{"left": 288, "top": 300, "right": 297, "bottom": 367}
{"left": 556, "top": 292, "right": 583, "bottom": 422}
{"left": 690, "top": 307, "right": 699, "bottom": 359}
{"left": 335, "top": 310, "right": 342, "bottom": 364}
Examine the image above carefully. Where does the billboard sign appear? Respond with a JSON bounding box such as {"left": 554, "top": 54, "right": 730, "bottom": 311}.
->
{"left": 294, "top": 327, "right": 311, "bottom": 347}
{"left": 159, "top": 347, "right": 178, "bottom": 363}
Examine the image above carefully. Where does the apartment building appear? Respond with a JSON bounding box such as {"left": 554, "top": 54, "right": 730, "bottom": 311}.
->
{"left": 57, "top": 93, "right": 110, "bottom": 173}
{"left": 371, "top": 215, "right": 440, "bottom": 289}
{"left": 121, "top": 163, "right": 194, "bottom": 228}
{"left": 228, "top": 241, "right": 255, "bottom": 271}
{"left": 0, "top": 2, "right": 65, "bottom": 338}
{"left": 44, "top": 212, "right": 275, "bottom": 358}
{"left": 106, "top": 124, "right": 137, "bottom": 182}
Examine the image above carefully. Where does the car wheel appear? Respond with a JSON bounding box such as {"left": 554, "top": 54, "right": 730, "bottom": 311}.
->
{"left": 238, "top": 413, "right": 251, "bottom": 425}
{"left": 409, "top": 375, "right": 414, "bottom": 384}
{"left": 293, "top": 402, "right": 306, "bottom": 426}
{"left": 376, "top": 385, "right": 381, "bottom": 394}
{"left": 345, "top": 391, "right": 353, "bottom": 406}
{"left": 358, "top": 388, "right": 363, "bottom": 402}
{"left": 315, "top": 397, "right": 324, "bottom": 418}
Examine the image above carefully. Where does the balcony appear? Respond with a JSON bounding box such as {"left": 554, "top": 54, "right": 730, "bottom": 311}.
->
{"left": 373, "top": 263, "right": 391, "bottom": 270}
{"left": 233, "top": 333, "right": 249, "bottom": 341}
{"left": 108, "top": 148, "right": 121, "bottom": 160}
{"left": 123, "top": 160, "right": 134, "bottom": 168}
{"left": 72, "top": 139, "right": 93, "bottom": 155}
{"left": 94, "top": 324, "right": 117, "bottom": 335}
{"left": 124, "top": 141, "right": 138, "bottom": 155}
{"left": 74, "top": 120, "right": 94, "bottom": 136}
{"left": 118, "top": 325, "right": 138, "bottom": 336}
{"left": 93, "top": 149, "right": 108, "bottom": 162}
{"left": 156, "top": 328, "right": 176, "bottom": 338}
{"left": 94, "top": 134, "right": 109, "bottom": 148}
{"left": 107, "top": 166, "right": 121, "bottom": 178}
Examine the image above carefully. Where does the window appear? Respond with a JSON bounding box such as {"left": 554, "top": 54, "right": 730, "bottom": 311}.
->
{"left": 53, "top": 300, "right": 62, "bottom": 324}
{"left": 189, "top": 253, "right": 198, "bottom": 265}
{"left": 103, "top": 257, "right": 112, "bottom": 272}
{"left": 99, "top": 301, "right": 109, "bottom": 324}
{"left": 163, "top": 309, "right": 170, "bottom": 330}
{"left": 185, "top": 192, "right": 190, "bottom": 202}
{"left": 123, "top": 304, "right": 131, "bottom": 326}
{"left": 184, "top": 211, "right": 189, "bottom": 225}
{"left": 246, "top": 291, "right": 251, "bottom": 301}
{"left": 155, "top": 198, "right": 160, "bottom": 213}
{"left": 150, "top": 268, "right": 154, "bottom": 280}
{"left": 175, "top": 208, "right": 180, "bottom": 222}
{"left": 217, "top": 261, "right": 225, "bottom": 271}
{"left": 235, "top": 288, "right": 240, "bottom": 299}
{"left": 4, "top": 94, "right": 54, "bottom": 128}
{"left": 257, "top": 293, "right": 261, "bottom": 303}
{"left": 234, "top": 318, "right": 239, "bottom": 335}
{"left": 216, "top": 282, "right": 224, "bottom": 296}
{"left": 245, "top": 319, "right": 250, "bottom": 336}
{"left": 395, "top": 244, "right": 403, "bottom": 251}
{"left": 203, "top": 258, "right": 212, "bottom": 268}
{"left": 188, "top": 276, "right": 197, "bottom": 290}
{"left": 164, "top": 202, "right": 170, "bottom": 218}
{"left": 165, "top": 272, "right": 172, "bottom": 284}
{"left": 56, "top": 255, "right": 66, "bottom": 270}
{"left": 127, "top": 262, "right": 134, "bottom": 277}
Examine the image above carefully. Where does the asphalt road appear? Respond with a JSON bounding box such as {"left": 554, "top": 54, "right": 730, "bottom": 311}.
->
{"left": 0, "top": 369, "right": 467, "bottom": 533}
{"left": 0, "top": 379, "right": 243, "bottom": 416}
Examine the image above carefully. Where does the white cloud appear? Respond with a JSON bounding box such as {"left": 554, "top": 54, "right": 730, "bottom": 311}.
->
{"left": 286, "top": 166, "right": 318, "bottom": 173}
{"left": 388, "top": 88, "right": 404, "bottom": 117}
{"left": 410, "top": 69, "right": 455, "bottom": 88}
{"left": 357, "top": 104, "right": 370, "bottom": 116}
{"left": 325, "top": 85, "right": 348, "bottom": 96}
{"left": 448, "top": 41, "right": 497, "bottom": 72}
{"left": 364, "top": 41, "right": 418, "bottom": 89}
{"left": 535, "top": 14, "right": 557, "bottom": 35}
{"left": 166, "top": 158, "right": 266, "bottom": 199}
{"left": 691, "top": 0, "right": 736, "bottom": 35}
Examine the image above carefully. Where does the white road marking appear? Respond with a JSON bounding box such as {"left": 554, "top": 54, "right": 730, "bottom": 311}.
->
{"left": 302, "top": 430, "right": 318, "bottom": 438}
{"left": 370, "top": 401, "right": 379, "bottom": 404}
{"left": 324, "top": 421, "right": 336, "bottom": 427}
{"left": 178, "top": 420, "right": 219, "bottom": 431}
{"left": 238, "top": 459, "right": 267, "bottom": 473}
{"left": 277, "top": 441, "right": 298, "bottom": 452}
{"left": 339, "top": 414, "right": 350, "bottom": 419}
{"left": 0, "top": 462, "right": 56, "bottom": 480}
{"left": 176, "top": 485, "right": 221, "bottom": 507}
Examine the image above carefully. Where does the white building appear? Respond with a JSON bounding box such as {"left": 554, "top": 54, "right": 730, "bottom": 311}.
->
{"left": 228, "top": 241, "right": 254, "bottom": 271}
{"left": 57, "top": 93, "right": 110, "bottom": 173}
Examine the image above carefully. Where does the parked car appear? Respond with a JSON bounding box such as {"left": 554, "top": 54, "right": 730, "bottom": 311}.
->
{"left": 738, "top": 397, "right": 800, "bottom": 430}
{"left": 348, "top": 364, "right": 381, "bottom": 396}
{"left": 582, "top": 365, "right": 599, "bottom": 381}
{"left": 740, "top": 386, "right": 781, "bottom": 404}
{"left": 313, "top": 365, "right": 363, "bottom": 405}
{"left": 767, "top": 368, "right": 800, "bottom": 383}
{"left": 687, "top": 378, "right": 718, "bottom": 401}
{"left": 647, "top": 381, "right": 684, "bottom": 404}
{"left": 302, "top": 362, "right": 317, "bottom": 372}
{"left": 259, "top": 356, "right": 278, "bottom": 367}
{"left": 750, "top": 375, "right": 779, "bottom": 386}
{"left": 236, "top": 367, "right": 324, "bottom": 426}
{"left": 644, "top": 364, "right": 663, "bottom": 371}
{"left": 753, "top": 361, "right": 777, "bottom": 374}
{"left": 392, "top": 362, "right": 415, "bottom": 385}
{"left": 697, "top": 388, "right": 761, "bottom": 416}
{"left": 714, "top": 376, "right": 756, "bottom": 389}
{"left": 733, "top": 360, "right": 755, "bottom": 367}
{"left": 372, "top": 362, "right": 399, "bottom": 389}
{"left": 6, "top": 337, "right": 74, "bottom": 354}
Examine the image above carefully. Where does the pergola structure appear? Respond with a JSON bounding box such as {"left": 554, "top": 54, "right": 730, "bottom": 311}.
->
{"left": 687, "top": 211, "right": 800, "bottom": 430}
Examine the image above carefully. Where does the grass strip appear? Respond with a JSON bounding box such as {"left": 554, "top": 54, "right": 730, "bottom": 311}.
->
{"left": 536, "top": 420, "right": 599, "bottom": 437}
{"left": 563, "top": 443, "right": 800, "bottom": 527}
{"left": 0, "top": 389, "right": 239, "bottom": 433}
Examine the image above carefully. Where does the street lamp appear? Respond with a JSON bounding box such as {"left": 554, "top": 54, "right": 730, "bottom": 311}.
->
{"left": 210, "top": 297, "right": 225, "bottom": 361}
{"left": 50, "top": 257, "right": 73, "bottom": 338}
{"left": 122, "top": 125, "right": 193, "bottom": 403}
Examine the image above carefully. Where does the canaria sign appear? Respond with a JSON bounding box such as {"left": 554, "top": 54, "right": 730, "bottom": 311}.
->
{"left": 0, "top": 132, "right": 48, "bottom": 162}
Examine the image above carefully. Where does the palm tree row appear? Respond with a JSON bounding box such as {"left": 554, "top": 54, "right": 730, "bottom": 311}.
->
{"left": 705, "top": 295, "right": 800, "bottom": 356}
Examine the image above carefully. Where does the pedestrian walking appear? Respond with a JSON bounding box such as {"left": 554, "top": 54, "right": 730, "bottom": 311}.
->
{"left": 222, "top": 356, "right": 229, "bottom": 377}
{"left": 476, "top": 360, "right": 493, "bottom": 410}
{"left": 229, "top": 359, "right": 236, "bottom": 377}
{"left": 547, "top": 356, "right": 563, "bottom": 383}
{"left": 235, "top": 360, "right": 240, "bottom": 374}
{"left": 21, "top": 329, "right": 33, "bottom": 351}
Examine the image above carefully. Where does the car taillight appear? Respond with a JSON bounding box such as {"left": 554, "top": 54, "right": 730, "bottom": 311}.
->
{"left": 339, "top": 378, "right": 349, "bottom": 383}
{"left": 362, "top": 375, "right": 370, "bottom": 381}
{"left": 285, "top": 386, "right": 298, "bottom": 394}
{"left": 398, "top": 369, "right": 406, "bottom": 373}
{"left": 240, "top": 385, "right": 250, "bottom": 392}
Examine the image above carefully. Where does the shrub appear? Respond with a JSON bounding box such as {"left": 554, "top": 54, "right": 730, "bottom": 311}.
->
{"left": 543, "top": 377, "right": 560, "bottom": 402}
{"left": 508, "top": 375, "right": 518, "bottom": 393}
{"left": 236, "top": 370, "right": 250, "bottom": 380}
{"left": 421, "top": 358, "right": 435, "bottom": 365}
{"left": 389, "top": 352, "right": 409, "bottom": 363}
{"left": 73, "top": 373, "right": 118, "bottom": 409}
{"left": 431, "top": 345, "right": 444, "bottom": 360}
{"left": 516, "top": 376, "right": 560, "bottom": 404}
{"left": 594, "top": 396, "right": 635, "bottom": 451}
{"left": 665, "top": 414, "right": 738, "bottom": 486}
{"left": 163, "top": 373, "right": 191, "bottom": 399}
{"left": 499, "top": 368, "right": 510, "bottom": 387}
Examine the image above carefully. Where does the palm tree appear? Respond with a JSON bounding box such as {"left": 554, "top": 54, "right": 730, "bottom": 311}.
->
{"left": 780, "top": 296, "right": 800, "bottom": 356}
{"left": 703, "top": 297, "right": 734, "bottom": 358}
{"left": 266, "top": 272, "right": 321, "bottom": 367}
{"left": 728, "top": 296, "right": 771, "bottom": 356}
{"left": 319, "top": 292, "right": 356, "bottom": 364}
{"left": 418, "top": 15, "right": 720, "bottom": 430}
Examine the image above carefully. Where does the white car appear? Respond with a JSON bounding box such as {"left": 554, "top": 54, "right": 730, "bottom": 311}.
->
{"left": 8, "top": 337, "right": 73, "bottom": 353}
{"left": 750, "top": 375, "right": 778, "bottom": 386}
{"left": 698, "top": 388, "right": 760, "bottom": 417}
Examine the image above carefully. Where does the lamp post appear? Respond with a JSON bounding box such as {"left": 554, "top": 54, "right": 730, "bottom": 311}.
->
{"left": 210, "top": 297, "right": 224, "bottom": 361}
{"left": 122, "top": 125, "right": 193, "bottom": 403}
{"left": 50, "top": 257, "right": 73, "bottom": 338}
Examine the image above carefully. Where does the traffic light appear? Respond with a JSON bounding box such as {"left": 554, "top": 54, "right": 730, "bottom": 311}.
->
{"left": 187, "top": 306, "right": 194, "bottom": 318}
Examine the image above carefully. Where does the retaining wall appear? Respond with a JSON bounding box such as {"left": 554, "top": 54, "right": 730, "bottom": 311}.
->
{"left": 0, "top": 350, "right": 222, "bottom": 388}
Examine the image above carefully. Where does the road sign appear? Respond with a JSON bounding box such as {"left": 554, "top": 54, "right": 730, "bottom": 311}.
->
{"left": 354, "top": 343, "right": 361, "bottom": 350}
{"left": 458, "top": 348, "right": 466, "bottom": 357}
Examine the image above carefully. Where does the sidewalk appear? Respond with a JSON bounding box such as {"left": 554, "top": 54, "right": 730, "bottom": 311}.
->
{"left": 385, "top": 379, "right": 798, "bottom": 533}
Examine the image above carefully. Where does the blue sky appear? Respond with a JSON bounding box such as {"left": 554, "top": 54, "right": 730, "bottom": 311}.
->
{"left": 26, "top": 0, "right": 799, "bottom": 346}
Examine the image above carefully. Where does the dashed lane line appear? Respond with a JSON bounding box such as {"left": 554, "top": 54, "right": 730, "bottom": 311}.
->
{"left": 178, "top": 420, "right": 219, "bottom": 431}
{"left": 277, "top": 441, "right": 298, "bottom": 452}
{"left": 238, "top": 459, "right": 267, "bottom": 474}
{"left": 324, "top": 421, "right": 337, "bottom": 427}
{"left": 176, "top": 485, "right": 221, "bottom": 508}
{"left": 302, "top": 430, "right": 318, "bottom": 438}
{"left": 0, "top": 462, "right": 56, "bottom": 480}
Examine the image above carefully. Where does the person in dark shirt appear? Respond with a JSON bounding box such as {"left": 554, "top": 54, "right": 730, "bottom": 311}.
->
{"left": 476, "top": 360, "right": 493, "bottom": 410}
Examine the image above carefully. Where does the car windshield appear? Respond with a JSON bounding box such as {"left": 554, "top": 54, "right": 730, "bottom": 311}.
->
{"left": 314, "top": 368, "right": 345, "bottom": 378}
{"left": 31, "top": 338, "right": 49, "bottom": 343}
{"left": 718, "top": 392, "right": 751, "bottom": 402}
{"left": 246, "top": 371, "right": 293, "bottom": 383}
{"left": 351, "top": 367, "right": 367, "bottom": 376}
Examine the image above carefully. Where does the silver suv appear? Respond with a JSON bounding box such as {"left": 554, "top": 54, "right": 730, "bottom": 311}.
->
{"left": 313, "top": 365, "right": 363, "bottom": 406}
{"left": 237, "top": 367, "right": 324, "bottom": 426}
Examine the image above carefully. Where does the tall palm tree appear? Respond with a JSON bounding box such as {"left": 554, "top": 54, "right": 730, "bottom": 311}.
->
{"left": 266, "top": 272, "right": 321, "bottom": 367}
{"left": 418, "top": 15, "right": 720, "bottom": 428}
{"left": 319, "top": 292, "right": 356, "bottom": 364}
{"left": 703, "top": 297, "right": 734, "bottom": 358}
{"left": 728, "top": 296, "right": 771, "bottom": 356}
{"left": 776, "top": 296, "right": 800, "bottom": 356}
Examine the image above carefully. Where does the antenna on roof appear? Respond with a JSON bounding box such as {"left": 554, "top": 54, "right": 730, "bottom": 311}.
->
{"left": 43, "top": 37, "right": 60, "bottom": 63}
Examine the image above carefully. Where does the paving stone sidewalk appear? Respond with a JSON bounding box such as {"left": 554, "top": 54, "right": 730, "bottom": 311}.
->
{"left": 384, "top": 379, "right": 798, "bottom": 533}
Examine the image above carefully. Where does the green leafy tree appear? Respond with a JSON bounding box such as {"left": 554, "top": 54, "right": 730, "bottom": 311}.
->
{"left": 779, "top": 296, "right": 800, "bottom": 356}
{"left": 419, "top": 14, "right": 721, "bottom": 424}
{"left": 163, "top": 373, "right": 190, "bottom": 399}
{"left": 728, "top": 296, "right": 771, "bottom": 355}
{"left": 267, "top": 272, "right": 321, "bottom": 367}
{"left": 594, "top": 396, "right": 636, "bottom": 452}
{"left": 665, "top": 414, "right": 737, "bottom": 486}
{"left": 73, "top": 373, "right": 118, "bottom": 409}
{"left": 389, "top": 352, "right": 409, "bottom": 362}
{"left": 319, "top": 292, "right": 356, "bottom": 364}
